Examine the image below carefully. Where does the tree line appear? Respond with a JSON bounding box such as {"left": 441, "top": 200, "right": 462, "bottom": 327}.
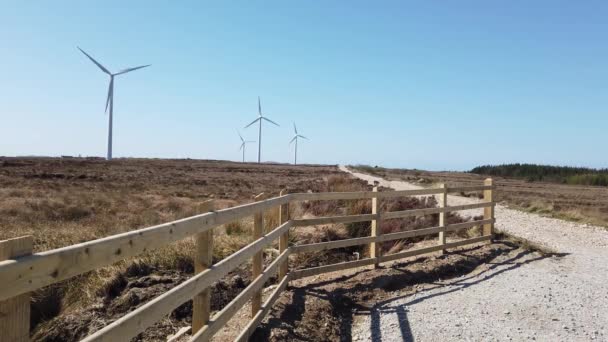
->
{"left": 470, "top": 163, "right": 608, "bottom": 186}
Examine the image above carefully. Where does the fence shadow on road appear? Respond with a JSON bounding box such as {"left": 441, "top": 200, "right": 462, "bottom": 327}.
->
{"left": 358, "top": 241, "right": 567, "bottom": 342}
{"left": 253, "top": 240, "right": 567, "bottom": 342}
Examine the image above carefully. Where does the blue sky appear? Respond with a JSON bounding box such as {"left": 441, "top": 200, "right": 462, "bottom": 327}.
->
{"left": 1, "top": 1, "right": 606, "bottom": 170}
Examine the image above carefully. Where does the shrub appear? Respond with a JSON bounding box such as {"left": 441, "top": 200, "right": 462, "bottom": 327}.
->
{"left": 225, "top": 221, "right": 246, "bottom": 236}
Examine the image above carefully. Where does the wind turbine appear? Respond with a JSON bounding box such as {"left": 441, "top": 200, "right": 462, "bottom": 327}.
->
{"left": 238, "top": 131, "right": 255, "bottom": 163}
{"left": 244, "top": 97, "right": 279, "bottom": 163}
{"left": 78, "top": 47, "right": 150, "bottom": 161}
{"left": 289, "top": 122, "right": 309, "bottom": 165}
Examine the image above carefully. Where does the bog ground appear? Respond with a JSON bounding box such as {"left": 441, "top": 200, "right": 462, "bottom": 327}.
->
{"left": 1, "top": 158, "right": 606, "bottom": 341}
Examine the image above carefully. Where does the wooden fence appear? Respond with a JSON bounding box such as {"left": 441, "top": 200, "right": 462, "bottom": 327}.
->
{"left": 0, "top": 179, "right": 495, "bottom": 341}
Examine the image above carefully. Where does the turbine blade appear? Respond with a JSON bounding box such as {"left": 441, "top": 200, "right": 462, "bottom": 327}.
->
{"left": 244, "top": 117, "right": 260, "bottom": 128}
{"left": 246, "top": 140, "right": 256, "bottom": 143}
{"left": 299, "top": 135, "right": 309, "bottom": 140}
{"left": 239, "top": 143, "right": 245, "bottom": 151}
{"left": 258, "top": 96, "right": 262, "bottom": 116}
{"left": 289, "top": 136, "right": 297, "bottom": 144}
{"left": 114, "top": 64, "right": 151, "bottom": 76}
{"left": 105, "top": 78, "right": 113, "bottom": 113}
{"left": 77, "top": 47, "right": 111, "bottom": 75}
{"left": 238, "top": 131, "right": 244, "bottom": 142}
{"left": 293, "top": 122, "right": 297, "bottom": 134}
{"left": 263, "top": 117, "right": 280, "bottom": 126}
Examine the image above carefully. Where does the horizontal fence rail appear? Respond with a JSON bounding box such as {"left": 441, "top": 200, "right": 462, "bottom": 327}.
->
{"left": 0, "top": 195, "right": 292, "bottom": 302}
{"left": 0, "top": 179, "right": 496, "bottom": 342}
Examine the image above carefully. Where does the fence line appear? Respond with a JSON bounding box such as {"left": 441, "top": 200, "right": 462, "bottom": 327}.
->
{"left": 0, "top": 180, "right": 495, "bottom": 342}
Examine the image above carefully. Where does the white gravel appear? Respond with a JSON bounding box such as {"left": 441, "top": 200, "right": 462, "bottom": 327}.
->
{"left": 341, "top": 166, "right": 608, "bottom": 342}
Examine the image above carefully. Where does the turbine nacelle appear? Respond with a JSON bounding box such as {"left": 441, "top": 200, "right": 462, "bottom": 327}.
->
{"left": 78, "top": 47, "right": 150, "bottom": 114}
{"left": 237, "top": 131, "right": 255, "bottom": 150}
{"left": 290, "top": 123, "right": 309, "bottom": 144}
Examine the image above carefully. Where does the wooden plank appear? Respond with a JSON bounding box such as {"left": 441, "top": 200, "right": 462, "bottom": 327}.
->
{"left": 380, "top": 235, "right": 492, "bottom": 263}
{"left": 382, "top": 206, "right": 444, "bottom": 220}
{"left": 167, "top": 326, "right": 191, "bottom": 342}
{"left": 291, "top": 219, "right": 496, "bottom": 254}
{"left": 378, "top": 226, "right": 444, "bottom": 242}
{"left": 234, "top": 274, "right": 291, "bottom": 342}
{"left": 0, "top": 194, "right": 292, "bottom": 302}
{"left": 0, "top": 236, "right": 33, "bottom": 342}
{"left": 370, "top": 185, "right": 381, "bottom": 268}
{"left": 290, "top": 236, "right": 376, "bottom": 254}
{"left": 382, "top": 203, "right": 494, "bottom": 220}
{"left": 290, "top": 188, "right": 445, "bottom": 201}
{"left": 447, "top": 185, "right": 494, "bottom": 193}
{"left": 81, "top": 220, "right": 293, "bottom": 342}
{"left": 290, "top": 257, "right": 377, "bottom": 280}
{"left": 438, "top": 184, "right": 447, "bottom": 254}
{"left": 278, "top": 190, "right": 289, "bottom": 280}
{"left": 190, "top": 250, "right": 290, "bottom": 341}
{"left": 251, "top": 193, "right": 266, "bottom": 317}
{"left": 447, "top": 202, "right": 495, "bottom": 212}
{"left": 291, "top": 213, "right": 377, "bottom": 227}
{"left": 446, "top": 219, "right": 495, "bottom": 233}
{"left": 291, "top": 235, "right": 491, "bottom": 281}
{"left": 377, "top": 188, "right": 445, "bottom": 198}
{"left": 483, "top": 178, "right": 495, "bottom": 239}
{"left": 192, "top": 200, "right": 214, "bottom": 333}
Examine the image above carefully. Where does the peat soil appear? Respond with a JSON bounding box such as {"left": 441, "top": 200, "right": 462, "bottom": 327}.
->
{"left": 33, "top": 265, "right": 251, "bottom": 342}
{"left": 250, "top": 238, "right": 551, "bottom": 342}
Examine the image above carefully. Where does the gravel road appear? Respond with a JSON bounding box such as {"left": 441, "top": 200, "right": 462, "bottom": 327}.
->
{"left": 341, "top": 166, "right": 608, "bottom": 342}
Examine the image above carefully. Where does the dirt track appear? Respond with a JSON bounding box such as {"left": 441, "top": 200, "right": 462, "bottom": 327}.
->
{"left": 341, "top": 166, "right": 608, "bottom": 341}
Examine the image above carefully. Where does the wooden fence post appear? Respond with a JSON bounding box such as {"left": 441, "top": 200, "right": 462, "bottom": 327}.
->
{"left": 278, "top": 189, "right": 289, "bottom": 280}
{"left": 438, "top": 184, "right": 447, "bottom": 254}
{"left": 192, "top": 200, "right": 215, "bottom": 333}
{"left": 370, "top": 183, "right": 381, "bottom": 268}
{"left": 483, "top": 178, "right": 494, "bottom": 241}
{"left": 251, "top": 193, "right": 265, "bottom": 317}
{"left": 0, "top": 236, "right": 33, "bottom": 342}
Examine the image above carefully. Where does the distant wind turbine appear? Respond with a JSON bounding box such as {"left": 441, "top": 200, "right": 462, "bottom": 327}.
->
{"left": 238, "top": 131, "right": 255, "bottom": 163}
{"left": 289, "top": 122, "right": 309, "bottom": 165}
{"left": 78, "top": 47, "right": 150, "bottom": 161}
{"left": 244, "top": 97, "right": 279, "bottom": 163}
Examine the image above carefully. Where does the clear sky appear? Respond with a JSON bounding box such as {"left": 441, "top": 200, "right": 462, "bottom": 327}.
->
{"left": 1, "top": 1, "right": 606, "bottom": 170}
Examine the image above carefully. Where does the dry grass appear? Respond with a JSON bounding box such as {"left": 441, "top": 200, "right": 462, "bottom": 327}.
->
{"left": 0, "top": 158, "right": 476, "bottom": 340}
{"left": 0, "top": 157, "right": 344, "bottom": 337}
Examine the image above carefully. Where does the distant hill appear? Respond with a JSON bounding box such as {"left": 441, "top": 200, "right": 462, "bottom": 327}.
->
{"left": 470, "top": 163, "right": 608, "bottom": 186}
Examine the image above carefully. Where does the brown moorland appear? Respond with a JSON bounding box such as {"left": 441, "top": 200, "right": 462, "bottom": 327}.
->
{"left": 0, "top": 157, "right": 480, "bottom": 341}
{"left": 0, "top": 157, "right": 344, "bottom": 340}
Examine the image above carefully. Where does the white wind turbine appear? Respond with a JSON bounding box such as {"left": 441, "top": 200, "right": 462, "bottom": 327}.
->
{"left": 289, "top": 122, "right": 309, "bottom": 165}
{"left": 244, "top": 97, "right": 279, "bottom": 163}
{"left": 238, "top": 131, "right": 255, "bottom": 163}
{"left": 78, "top": 47, "right": 150, "bottom": 161}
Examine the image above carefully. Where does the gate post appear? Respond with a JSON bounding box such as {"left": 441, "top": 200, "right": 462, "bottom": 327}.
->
{"left": 438, "top": 183, "right": 447, "bottom": 254}
{"left": 370, "top": 183, "right": 381, "bottom": 268}
{"left": 251, "top": 193, "right": 266, "bottom": 316}
{"left": 193, "top": 200, "right": 215, "bottom": 333}
{"left": 0, "top": 236, "right": 33, "bottom": 342}
{"left": 278, "top": 189, "right": 289, "bottom": 280}
{"left": 483, "top": 178, "right": 495, "bottom": 241}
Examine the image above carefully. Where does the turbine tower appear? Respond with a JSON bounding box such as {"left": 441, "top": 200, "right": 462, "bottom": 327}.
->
{"left": 78, "top": 47, "right": 150, "bottom": 161}
{"left": 244, "top": 97, "right": 279, "bottom": 163}
{"left": 289, "top": 122, "right": 309, "bottom": 165}
{"left": 238, "top": 131, "right": 255, "bottom": 163}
